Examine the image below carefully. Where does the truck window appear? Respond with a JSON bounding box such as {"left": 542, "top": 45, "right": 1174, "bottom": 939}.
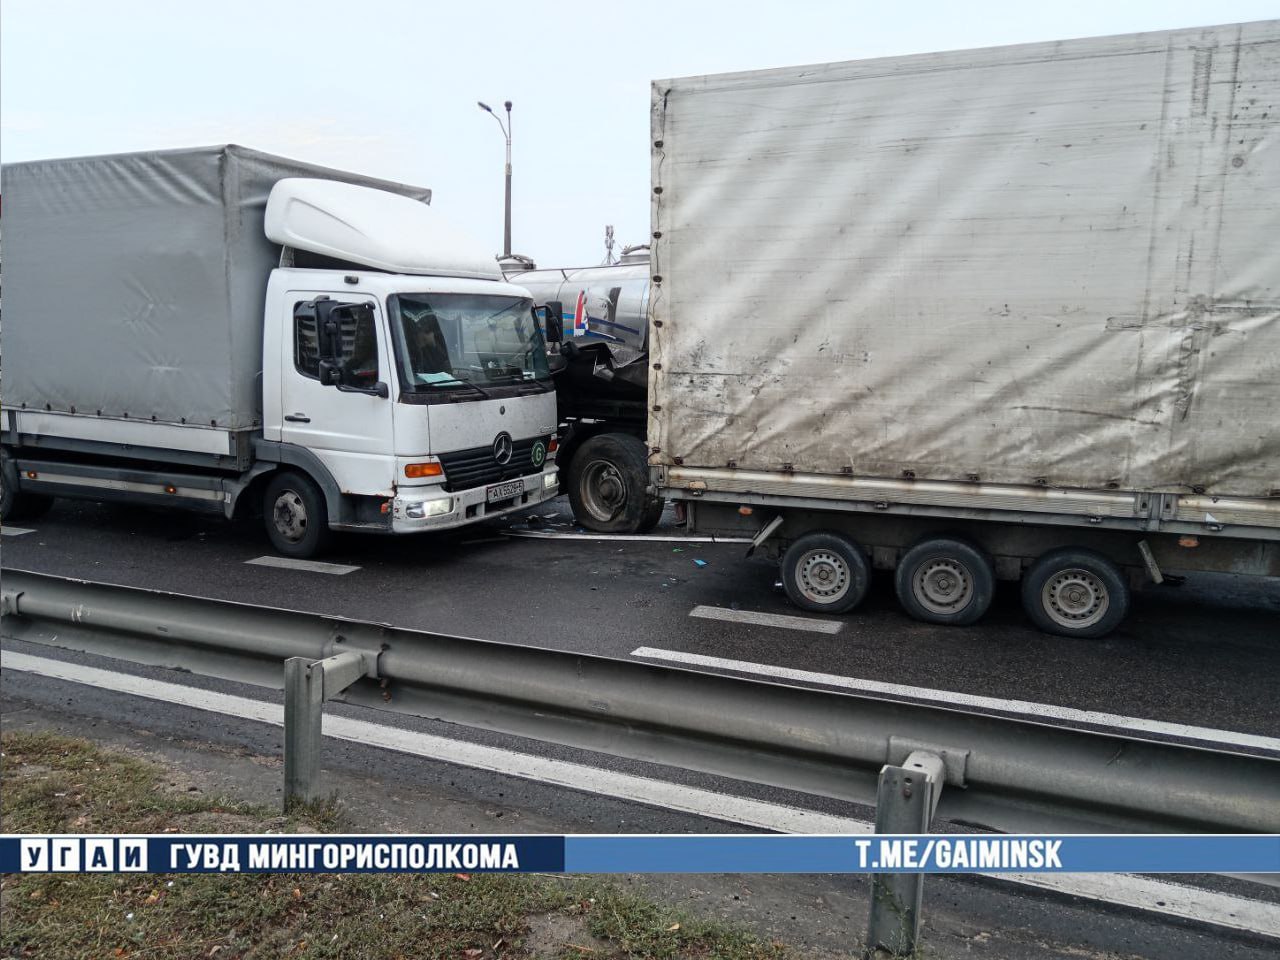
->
{"left": 293, "top": 300, "right": 379, "bottom": 388}
{"left": 295, "top": 304, "right": 322, "bottom": 379}
{"left": 388, "top": 293, "right": 549, "bottom": 392}
{"left": 341, "top": 312, "right": 379, "bottom": 389}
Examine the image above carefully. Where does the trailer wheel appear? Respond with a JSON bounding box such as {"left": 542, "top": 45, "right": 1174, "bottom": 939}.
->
{"left": 780, "top": 531, "right": 870, "bottom": 614}
{"left": 263, "top": 471, "right": 331, "bottom": 558}
{"left": 894, "top": 537, "right": 994, "bottom": 626}
{"left": 0, "top": 452, "right": 54, "bottom": 522}
{"left": 567, "top": 432, "right": 663, "bottom": 534}
{"left": 1021, "top": 548, "right": 1129, "bottom": 639}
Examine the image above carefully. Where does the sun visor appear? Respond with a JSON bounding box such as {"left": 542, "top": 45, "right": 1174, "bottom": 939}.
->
{"left": 266, "top": 178, "right": 502, "bottom": 281}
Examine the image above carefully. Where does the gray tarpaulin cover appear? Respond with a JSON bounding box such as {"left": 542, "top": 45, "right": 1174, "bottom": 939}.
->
{"left": 649, "top": 21, "right": 1279, "bottom": 497}
{"left": 2, "top": 145, "right": 431, "bottom": 431}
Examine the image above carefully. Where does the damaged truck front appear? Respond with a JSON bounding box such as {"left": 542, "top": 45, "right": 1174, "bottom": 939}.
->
{"left": 509, "top": 253, "right": 664, "bottom": 533}
{"left": 648, "top": 20, "right": 1280, "bottom": 637}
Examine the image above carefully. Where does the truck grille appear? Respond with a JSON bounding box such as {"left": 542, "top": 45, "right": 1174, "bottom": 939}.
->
{"left": 437, "top": 438, "right": 542, "bottom": 492}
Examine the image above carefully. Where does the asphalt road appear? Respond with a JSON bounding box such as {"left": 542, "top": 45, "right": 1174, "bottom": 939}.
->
{"left": 4, "top": 494, "right": 1279, "bottom": 957}
{"left": 2, "top": 494, "right": 1278, "bottom": 737}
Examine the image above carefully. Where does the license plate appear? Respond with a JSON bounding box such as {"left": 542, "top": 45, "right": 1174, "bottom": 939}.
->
{"left": 486, "top": 479, "right": 524, "bottom": 503}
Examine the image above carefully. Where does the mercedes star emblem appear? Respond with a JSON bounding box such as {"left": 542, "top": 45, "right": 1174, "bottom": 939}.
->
{"left": 493, "top": 432, "right": 513, "bottom": 464}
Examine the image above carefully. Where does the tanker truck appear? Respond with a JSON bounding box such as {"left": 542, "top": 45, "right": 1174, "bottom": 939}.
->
{"left": 505, "top": 249, "right": 662, "bottom": 533}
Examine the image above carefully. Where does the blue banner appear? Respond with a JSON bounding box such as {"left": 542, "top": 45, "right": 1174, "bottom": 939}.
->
{"left": 564, "top": 835, "right": 1280, "bottom": 873}
{"left": 2, "top": 834, "right": 1277, "bottom": 875}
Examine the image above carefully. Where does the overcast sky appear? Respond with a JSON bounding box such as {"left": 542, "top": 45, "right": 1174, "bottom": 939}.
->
{"left": 2, "top": 1, "right": 1273, "bottom": 266}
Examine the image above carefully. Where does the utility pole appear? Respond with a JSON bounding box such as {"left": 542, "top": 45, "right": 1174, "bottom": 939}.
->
{"left": 477, "top": 100, "right": 513, "bottom": 258}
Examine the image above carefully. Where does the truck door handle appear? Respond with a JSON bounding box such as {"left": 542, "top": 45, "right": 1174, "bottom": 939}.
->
{"left": 285, "top": 413, "right": 311, "bottom": 423}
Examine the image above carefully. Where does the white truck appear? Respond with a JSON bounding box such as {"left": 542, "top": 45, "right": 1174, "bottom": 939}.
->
{"left": 649, "top": 21, "right": 1280, "bottom": 637}
{"left": 1, "top": 145, "right": 560, "bottom": 556}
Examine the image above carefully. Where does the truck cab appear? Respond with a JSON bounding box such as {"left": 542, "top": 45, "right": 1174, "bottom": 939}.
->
{"left": 253, "top": 179, "right": 560, "bottom": 555}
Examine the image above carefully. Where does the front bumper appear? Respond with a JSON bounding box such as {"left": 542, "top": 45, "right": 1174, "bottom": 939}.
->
{"left": 389, "top": 467, "right": 559, "bottom": 533}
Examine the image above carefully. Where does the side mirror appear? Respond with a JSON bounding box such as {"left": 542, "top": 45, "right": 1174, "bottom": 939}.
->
{"left": 318, "top": 359, "right": 341, "bottom": 386}
{"left": 541, "top": 301, "right": 564, "bottom": 343}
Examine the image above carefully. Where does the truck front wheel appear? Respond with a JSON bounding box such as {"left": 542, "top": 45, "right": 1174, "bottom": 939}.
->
{"left": 1021, "top": 548, "right": 1129, "bottom": 639}
{"left": 263, "top": 471, "right": 331, "bottom": 558}
{"left": 780, "top": 531, "right": 870, "bottom": 614}
{"left": 567, "top": 433, "right": 664, "bottom": 534}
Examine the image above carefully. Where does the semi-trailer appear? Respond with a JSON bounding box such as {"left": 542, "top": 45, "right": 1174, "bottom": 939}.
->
{"left": 648, "top": 21, "right": 1280, "bottom": 637}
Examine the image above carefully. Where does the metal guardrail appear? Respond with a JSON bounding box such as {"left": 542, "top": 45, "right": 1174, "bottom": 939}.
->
{"left": 4, "top": 568, "right": 1278, "bottom": 838}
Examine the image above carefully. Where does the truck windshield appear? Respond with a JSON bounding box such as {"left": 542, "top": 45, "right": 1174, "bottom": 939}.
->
{"left": 388, "top": 293, "right": 550, "bottom": 392}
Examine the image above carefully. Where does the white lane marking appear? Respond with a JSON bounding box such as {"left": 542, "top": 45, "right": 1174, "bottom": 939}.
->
{"left": 691, "top": 605, "right": 842, "bottom": 635}
{"left": 0, "top": 651, "right": 848, "bottom": 833}
{"left": 3, "top": 649, "right": 1278, "bottom": 940}
{"left": 245, "top": 556, "right": 360, "bottom": 575}
{"left": 1, "top": 527, "right": 36, "bottom": 537}
{"left": 631, "top": 647, "right": 1280, "bottom": 756}
{"left": 504, "top": 530, "right": 751, "bottom": 543}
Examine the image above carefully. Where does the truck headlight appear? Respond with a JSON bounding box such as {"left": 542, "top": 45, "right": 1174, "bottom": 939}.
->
{"left": 406, "top": 497, "right": 452, "bottom": 519}
{"left": 544, "top": 471, "right": 559, "bottom": 490}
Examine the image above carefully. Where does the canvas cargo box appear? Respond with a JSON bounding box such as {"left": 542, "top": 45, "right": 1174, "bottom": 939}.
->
{"left": 648, "top": 20, "right": 1280, "bottom": 499}
{"left": 1, "top": 144, "right": 431, "bottom": 434}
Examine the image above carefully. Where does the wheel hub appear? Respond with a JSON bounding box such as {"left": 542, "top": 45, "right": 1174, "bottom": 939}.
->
{"left": 581, "top": 460, "right": 627, "bottom": 521}
{"left": 273, "top": 491, "right": 308, "bottom": 543}
{"left": 914, "top": 558, "right": 973, "bottom": 614}
{"left": 1042, "top": 568, "right": 1109, "bottom": 628}
{"left": 795, "top": 550, "right": 851, "bottom": 604}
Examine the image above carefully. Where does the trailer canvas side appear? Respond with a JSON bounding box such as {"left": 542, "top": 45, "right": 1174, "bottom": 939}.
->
{"left": 650, "top": 21, "right": 1280, "bottom": 636}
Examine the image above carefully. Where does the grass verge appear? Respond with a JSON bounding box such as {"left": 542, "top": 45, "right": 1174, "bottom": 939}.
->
{"left": 1, "top": 731, "right": 798, "bottom": 959}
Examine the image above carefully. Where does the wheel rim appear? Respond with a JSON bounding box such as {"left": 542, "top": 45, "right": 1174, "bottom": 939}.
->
{"left": 912, "top": 558, "right": 974, "bottom": 615}
{"left": 1041, "top": 568, "right": 1109, "bottom": 629}
{"left": 794, "top": 549, "right": 852, "bottom": 605}
{"left": 272, "top": 490, "right": 309, "bottom": 543}
{"left": 579, "top": 459, "right": 627, "bottom": 522}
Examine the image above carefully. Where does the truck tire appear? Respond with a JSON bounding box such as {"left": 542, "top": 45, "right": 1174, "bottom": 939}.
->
{"left": 567, "top": 432, "right": 663, "bottom": 534}
{"left": 894, "top": 537, "right": 995, "bottom": 626}
{"left": 780, "top": 531, "right": 870, "bottom": 614}
{"left": 0, "top": 452, "right": 54, "bottom": 522}
{"left": 635, "top": 496, "right": 666, "bottom": 534}
{"left": 263, "top": 471, "right": 331, "bottom": 558}
{"left": 1021, "top": 548, "right": 1129, "bottom": 639}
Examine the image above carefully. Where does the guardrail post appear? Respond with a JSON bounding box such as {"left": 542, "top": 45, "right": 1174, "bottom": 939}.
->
{"left": 866, "top": 750, "right": 945, "bottom": 958}
{"left": 284, "top": 656, "right": 324, "bottom": 809}
{"left": 282, "top": 649, "right": 374, "bottom": 811}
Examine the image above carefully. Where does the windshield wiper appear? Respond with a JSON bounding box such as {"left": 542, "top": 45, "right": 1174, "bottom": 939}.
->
{"left": 421, "top": 379, "right": 493, "bottom": 400}
{"left": 483, "top": 373, "right": 531, "bottom": 384}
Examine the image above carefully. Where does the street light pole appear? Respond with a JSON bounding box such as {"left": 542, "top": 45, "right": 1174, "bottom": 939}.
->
{"left": 478, "top": 99, "right": 513, "bottom": 259}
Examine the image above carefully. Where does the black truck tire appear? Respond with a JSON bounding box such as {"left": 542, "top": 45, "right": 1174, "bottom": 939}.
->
{"left": 0, "top": 450, "right": 54, "bottom": 523}
{"left": 635, "top": 496, "right": 666, "bottom": 534}
{"left": 894, "top": 536, "right": 995, "bottom": 626}
{"left": 780, "top": 531, "right": 870, "bottom": 614}
{"left": 263, "top": 471, "right": 332, "bottom": 558}
{"left": 1021, "top": 547, "right": 1130, "bottom": 639}
{"left": 567, "top": 432, "right": 664, "bottom": 534}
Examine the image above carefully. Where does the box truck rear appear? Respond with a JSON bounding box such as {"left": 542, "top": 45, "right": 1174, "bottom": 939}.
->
{"left": 650, "top": 21, "right": 1280, "bottom": 636}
